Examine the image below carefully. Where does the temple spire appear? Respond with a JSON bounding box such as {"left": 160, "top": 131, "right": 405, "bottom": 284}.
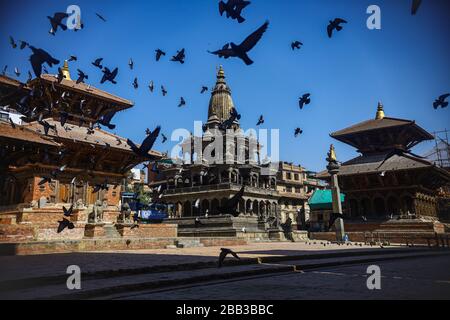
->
{"left": 207, "top": 66, "right": 237, "bottom": 127}
{"left": 375, "top": 102, "right": 385, "bottom": 120}
{"left": 62, "top": 60, "right": 71, "bottom": 81}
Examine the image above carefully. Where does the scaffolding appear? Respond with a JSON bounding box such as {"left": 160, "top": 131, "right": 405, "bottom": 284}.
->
{"left": 423, "top": 129, "right": 450, "bottom": 169}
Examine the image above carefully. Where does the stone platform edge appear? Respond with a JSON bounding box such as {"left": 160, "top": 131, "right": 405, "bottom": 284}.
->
{"left": 0, "top": 237, "right": 248, "bottom": 256}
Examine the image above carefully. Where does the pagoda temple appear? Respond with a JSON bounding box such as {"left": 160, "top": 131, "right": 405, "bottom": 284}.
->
{"left": 0, "top": 62, "right": 166, "bottom": 246}
{"left": 317, "top": 103, "right": 450, "bottom": 221}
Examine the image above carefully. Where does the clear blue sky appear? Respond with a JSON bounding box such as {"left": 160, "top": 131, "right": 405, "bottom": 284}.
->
{"left": 1, "top": 0, "right": 449, "bottom": 172}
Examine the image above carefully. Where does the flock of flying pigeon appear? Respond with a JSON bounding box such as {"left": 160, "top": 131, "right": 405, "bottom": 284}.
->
{"left": 1, "top": 1, "right": 449, "bottom": 237}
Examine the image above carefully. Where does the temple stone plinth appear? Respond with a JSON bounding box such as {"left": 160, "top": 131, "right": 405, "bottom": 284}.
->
{"left": 84, "top": 223, "right": 107, "bottom": 238}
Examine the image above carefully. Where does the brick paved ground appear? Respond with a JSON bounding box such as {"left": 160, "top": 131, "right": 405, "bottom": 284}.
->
{"left": 0, "top": 241, "right": 385, "bottom": 282}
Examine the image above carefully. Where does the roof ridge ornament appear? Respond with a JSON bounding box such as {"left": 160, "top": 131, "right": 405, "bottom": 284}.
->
{"left": 375, "top": 101, "right": 385, "bottom": 120}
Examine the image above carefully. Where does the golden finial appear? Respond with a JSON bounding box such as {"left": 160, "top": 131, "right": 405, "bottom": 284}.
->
{"left": 375, "top": 101, "right": 385, "bottom": 120}
{"left": 61, "top": 60, "right": 71, "bottom": 80}
{"left": 327, "top": 144, "right": 337, "bottom": 162}
{"left": 217, "top": 65, "right": 225, "bottom": 78}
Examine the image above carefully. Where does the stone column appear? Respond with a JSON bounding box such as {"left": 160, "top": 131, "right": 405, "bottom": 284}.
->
{"left": 326, "top": 144, "right": 345, "bottom": 242}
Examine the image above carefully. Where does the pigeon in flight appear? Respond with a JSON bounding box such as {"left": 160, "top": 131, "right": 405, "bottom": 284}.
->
{"left": 209, "top": 21, "right": 269, "bottom": 65}
{"left": 161, "top": 133, "right": 168, "bottom": 143}
{"left": 9, "top": 118, "right": 16, "bottom": 129}
{"left": 155, "top": 49, "right": 166, "bottom": 61}
{"left": 92, "top": 58, "right": 103, "bottom": 69}
{"left": 59, "top": 111, "right": 69, "bottom": 127}
{"left": 129, "top": 58, "right": 134, "bottom": 70}
{"left": 220, "top": 107, "right": 241, "bottom": 130}
{"left": 161, "top": 85, "right": 167, "bottom": 96}
{"left": 29, "top": 46, "right": 60, "bottom": 77}
{"left": 148, "top": 81, "right": 154, "bottom": 93}
{"left": 411, "top": 0, "right": 422, "bottom": 15}
{"left": 93, "top": 182, "right": 109, "bottom": 193}
{"left": 63, "top": 204, "right": 74, "bottom": 217}
{"left": 97, "top": 111, "right": 116, "bottom": 129}
{"left": 433, "top": 94, "right": 449, "bottom": 109}
{"left": 127, "top": 126, "right": 161, "bottom": 160}
{"left": 38, "top": 164, "right": 66, "bottom": 185}
{"left": 39, "top": 119, "right": 57, "bottom": 135}
{"left": 19, "top": 40, "right": 29, "bottom": 50}
{"left": 47, "top": 12, "right": 69, "bottom": 35}
{"left": 218, "top": 248, "right": 241, "bottom": 268}
{"left": 201, "top": 86, "right": 208, "bottom": 94}
{"left": 14, "top": 67, "right": 20, "bottom": 77}
{"left": 2, "top": 65, "right": 7, "bottom": 75}
{"left": 294, "top": 127, "right": 303, "bottom": 137}
{"left": 96, "top": 13, "right": 107, "bottom": 22}
{"left": 171, "top": 48, "right": 185, "bottom": 64}
{"left": 217, "top": 186, "right": 245, "bottom": 216}
{"left": 291, "top": 41, "right": 303, "bottom": 50}
{"left": 9, "top": 36, "right": 17, "bottom": 49}
{"left": 219, "top": 0, "right": 251, "bottom": 24}
{"left": 256, "top": 115, "right": 264, "bottom": 126}
{"left": 76, "top": 69, "right": 88, "bottom": 84}
{"left": 100, "top": 67, "right": 118, "bottom": 84}
{"left": 327, "top": 18, "right": 347, "bottom": 38}
{"left": 376, "top": 148, "right": 425, "bottom": 170}
{"left": 298, "top": 93, "right": 311, "bottom": 109}
{"left": 133, "top": 77, "right": 138, "bottom": 89}
{"left": 68, "top": 55, "right": 77, "bottom": 62}
{"left": 178, "top": 97, "right": 186, "bottom": 107}
{"left": 57, "top": 218, "right": 75, "bottom": 233}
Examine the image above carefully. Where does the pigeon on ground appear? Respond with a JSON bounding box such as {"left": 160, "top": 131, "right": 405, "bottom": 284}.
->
{"left": 291, "top": 41, "right": 303, "bottom": 50}
{"left": 155, "top": 49, "right": 166, "bottom": 61}
{"left": 29, "top": 46, "right": 59, "bottom": 77}
{"left": 433, "top": 94, "right": 449, "bottom": 109}
{"left": 209, "top": 21, "right": 269, "bottom": 65}
{"left": 298, "top": 93, "right": 311, "bottom": 109}
{"left": 218, "top": 248, "right": 241, "bottom": 267}
{"left": 171, "top": 49, "right": 185, "bottom": 64}
{"left": 100, "top": 67, "right": 118, "bottom": 84}
{"left": 327, "top": 18, "right": 347, "bottom": 38}
{"left": 127, "top": 126, "right": 161, "bottom": 160}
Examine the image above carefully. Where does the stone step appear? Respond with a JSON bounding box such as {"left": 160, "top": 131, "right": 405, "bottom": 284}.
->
{"left": 175, "top": 238, "right": 204, "bottom": 248}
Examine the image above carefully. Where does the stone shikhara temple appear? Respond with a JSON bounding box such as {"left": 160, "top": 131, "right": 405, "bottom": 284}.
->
{"left": 150, "top": 67, "right": 311, "bottom": 240}
{"left": 0, "top": 63, "right": 188, "bottom": 253}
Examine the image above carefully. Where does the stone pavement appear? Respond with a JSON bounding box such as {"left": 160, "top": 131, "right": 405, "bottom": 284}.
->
{"left": 0, "top": 241, "right": 387, "bottom": 282}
